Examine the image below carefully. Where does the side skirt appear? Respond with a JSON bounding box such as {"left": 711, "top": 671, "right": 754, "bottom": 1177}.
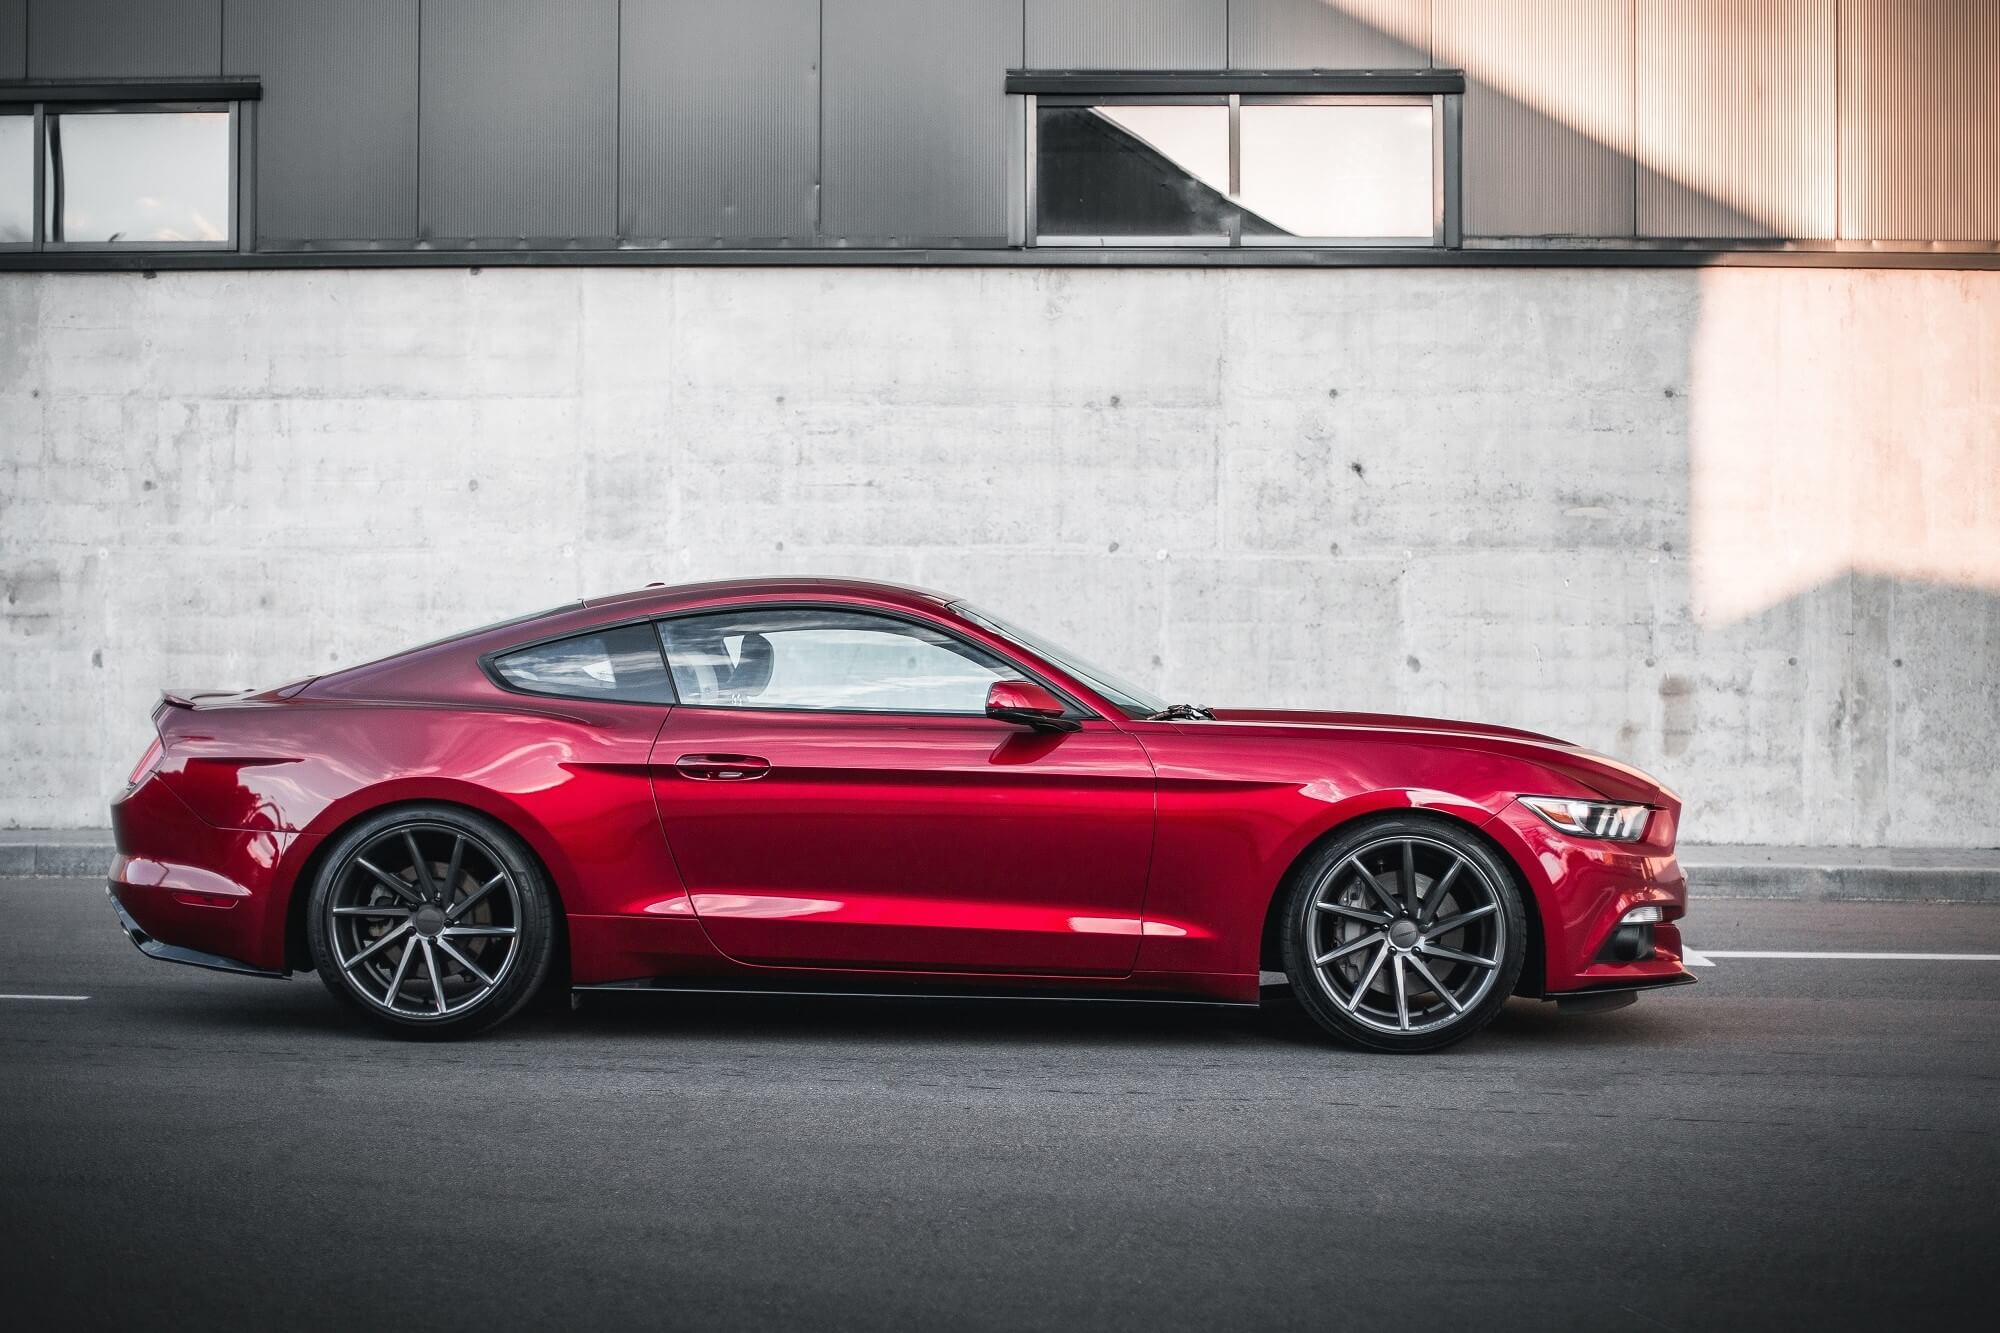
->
{"left": 574, "top": 977, "right": 1258, "bottom": 1009}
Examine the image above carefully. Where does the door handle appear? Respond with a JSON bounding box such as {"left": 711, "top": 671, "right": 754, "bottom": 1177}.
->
{"left": 674, "top": 754, "right": 771, "bottom": 781}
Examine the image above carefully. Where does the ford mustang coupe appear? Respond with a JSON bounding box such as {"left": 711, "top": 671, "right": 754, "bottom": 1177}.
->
{"left": 109, "top": 577, "right": 1693, "bottom": 1051}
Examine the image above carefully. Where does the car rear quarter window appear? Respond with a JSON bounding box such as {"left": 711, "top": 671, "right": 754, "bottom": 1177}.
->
{"left": 492, "top": 624, "right": 676, "bottom": 704}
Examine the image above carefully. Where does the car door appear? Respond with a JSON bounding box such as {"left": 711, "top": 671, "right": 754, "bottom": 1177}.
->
{"left": 648, "top": 604, "right": 1157, "bottom": 976}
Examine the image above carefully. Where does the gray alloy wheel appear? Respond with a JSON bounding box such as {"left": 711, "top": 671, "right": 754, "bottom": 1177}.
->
{"left": 306, "top": 805, "right": 556, "bottom": 1039}
{"left": 1280, "top": 815, "right": 1528, "bottom": 1053}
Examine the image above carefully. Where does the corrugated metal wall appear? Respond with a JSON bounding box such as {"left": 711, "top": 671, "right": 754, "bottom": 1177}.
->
{"left": 1439, "top": 0, "right": 1633, "bottom": 238}
{"left": 1229, "top": 0, "right": 1430, "bottom": 68}
{"left": 3, "top": 0, "right": 1995, "bottom": 251}
{"left": 1839, "top": 0, "right": 2000, "bottom": 242}
{"left": 27, "top": 0, "right": 221, "bottom": 79}
{"left": 821, "top": 0, "right": 1020, "bottom": 243}
{"left": 418, "top": 0, "right": 619, "bottom": 243}
{"left": 225, "top": 0, "right": 418, "bottom": 244}
{"left": 1636, "top": 0, "right": 1837, "bottom": 239}
{"left": 1027, "top": 0, "right": 1225, "bottom": 70}
{"left": 0, "top": 1, "right": 24, "bottom": 81}
{"left": 620, "top": 0, "right": 820, "bottom": 243}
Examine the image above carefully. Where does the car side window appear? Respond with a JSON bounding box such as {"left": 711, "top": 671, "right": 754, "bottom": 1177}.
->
{"left": 492, "top": 623, "right": 677, "bottom": 704}
{"left": 655, "top": 608, "right": 1015, "bottom": 715}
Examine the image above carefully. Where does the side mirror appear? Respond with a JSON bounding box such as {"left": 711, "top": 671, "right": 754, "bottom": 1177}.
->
{"left": 985, "top": 680, "right": 1079, "bottom": 732}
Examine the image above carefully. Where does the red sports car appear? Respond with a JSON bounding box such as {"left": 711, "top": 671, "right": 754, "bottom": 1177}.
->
{"left": 108, "top": 577, "right": 1692, "bottom": 1051}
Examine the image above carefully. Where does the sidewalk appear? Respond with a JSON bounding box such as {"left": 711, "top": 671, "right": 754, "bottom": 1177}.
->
{"left": 7, "top": 830, "right": 1997, "bottom": 902}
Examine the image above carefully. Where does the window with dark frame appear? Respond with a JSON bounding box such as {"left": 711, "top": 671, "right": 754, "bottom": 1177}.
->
{"left": 1013, "top": 72, "right": 1462, "bottom": 250}
{"left": 0, "top": 98, "right": 240, "bottom": 251}
{"left": 1034, "top": 95, "right": 1444, "bottom": 246}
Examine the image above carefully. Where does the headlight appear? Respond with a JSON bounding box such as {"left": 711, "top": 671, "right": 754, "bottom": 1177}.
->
{"left": 1519, "top": 796, "right": 1653, "bottom": 842}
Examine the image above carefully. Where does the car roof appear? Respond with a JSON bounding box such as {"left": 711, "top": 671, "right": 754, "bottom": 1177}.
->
{"left": 302, "top": 577, "right": 966, "bottom": 702}
{"left": 582, "top": 576, "right": 958, "bottom": 616}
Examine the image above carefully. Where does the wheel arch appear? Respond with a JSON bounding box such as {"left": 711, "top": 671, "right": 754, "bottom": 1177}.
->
{"left": 282, "top": 793, "right": 573, "bottom": 980}
{"left": 1255, "top": 806, "right": 1546, "bottom": 998}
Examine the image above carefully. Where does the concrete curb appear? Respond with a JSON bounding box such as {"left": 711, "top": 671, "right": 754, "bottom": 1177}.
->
{"left": 6, "top": 833, "right": 1998, "bottom": 903}
{"left": 0, "top": 833, "right": 123, "bottom": 880}
{"left": 1681, "top": 865, "right": 2000, "bottom": 904}
{"left": 1678, "top": 845, "right": 2000, "bottom": 903}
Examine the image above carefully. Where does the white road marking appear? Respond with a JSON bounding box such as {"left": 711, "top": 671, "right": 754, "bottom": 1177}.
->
{"left": 0, "top": 993, "right": 91, "bottom": 1001}
{"left": 1688, "top": 951, "right": 2000, "bottom": 962}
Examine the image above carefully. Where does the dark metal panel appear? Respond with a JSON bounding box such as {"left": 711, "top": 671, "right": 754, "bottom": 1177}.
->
{"left": 0, "top": 1, "right": 24, "bottom": 81}
{"left": 1437, "top": 0, "right": 1633, "bottom": 238}
{"left": 1636, "top": 0, "right": 1836, "bottom": 239}
{"left": 1026, "top": 1, "right": 1224, "bottom": 70}
{"left": 1839, "top": 0, "right": 1999, "bottom": 242}
{"left": 1228, "top": 0, "right": 1430, "bottom": 69}
{"left": 1008, "top": 69, "right": 1460, "bottom": 94}
{"left": 27, "top": 0, "right": 221, "bottom": 78}
{"left": 620, "top": 0, "right": 817, "bottom": 243}
{"left": 419, "top": 0, "right": 617, "bottom": 243}
{"left": 224, "top": 1, "right": 414, "bottom": 244}
{"left": 822, "top": 0, "right": 1022, "bottom": 244}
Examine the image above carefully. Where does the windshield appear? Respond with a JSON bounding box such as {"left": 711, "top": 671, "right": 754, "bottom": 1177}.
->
{"left": 951, "top": 602, "right": 1170, "bottom": 719}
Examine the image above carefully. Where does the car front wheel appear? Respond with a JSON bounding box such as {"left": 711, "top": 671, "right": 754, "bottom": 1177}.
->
{"left": 306, "top": 805, "right": 556, "bottom": 1039}
{"left": 1280, "top": 816, "right": 1528, "bottom": 1053}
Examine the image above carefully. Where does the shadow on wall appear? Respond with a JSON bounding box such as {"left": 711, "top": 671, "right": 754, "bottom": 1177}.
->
{"left": 1680, "top": 268, "right": 2000, "bottom": 846}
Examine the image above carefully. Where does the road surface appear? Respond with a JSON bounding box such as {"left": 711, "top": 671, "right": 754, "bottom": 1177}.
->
{"left": 2, "top": 879, "right": 1995, "bottom": 1330}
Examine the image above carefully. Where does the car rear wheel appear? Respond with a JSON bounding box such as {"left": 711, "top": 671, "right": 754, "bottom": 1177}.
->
{"left": 306, "top": 805, "right": 556, "bottom": 1039}
{"left": 1280, "top": 816, "right": 1527, "bottom": 1053}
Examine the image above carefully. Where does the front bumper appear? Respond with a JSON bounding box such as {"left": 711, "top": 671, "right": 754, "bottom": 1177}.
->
{"left": 1548, "top": 970, "right": 1699, "bottom": 1000}
{"left": 1482, "top": 799, "right": 1696, "bottom": 996}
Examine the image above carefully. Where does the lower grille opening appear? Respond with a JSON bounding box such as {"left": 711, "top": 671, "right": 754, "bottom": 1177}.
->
{"left": 1601, "top": 922, "right": 1656, "bottom": 963}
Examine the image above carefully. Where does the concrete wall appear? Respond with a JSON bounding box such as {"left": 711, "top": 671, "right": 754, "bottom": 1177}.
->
{"left": 1, "top": 264, "right": 1994, "bottom": 844}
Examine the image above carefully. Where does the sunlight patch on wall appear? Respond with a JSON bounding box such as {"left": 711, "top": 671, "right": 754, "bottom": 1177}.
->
{"left": 1687, "top": 268, "right": 2000, "bottom": 625}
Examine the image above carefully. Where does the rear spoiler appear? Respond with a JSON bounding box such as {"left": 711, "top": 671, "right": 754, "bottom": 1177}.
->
{"left": 158, "top": 678, "right": 314, "bottom": 711}
{"left": 161, "top": 688, "right": 249, "bottom": 710}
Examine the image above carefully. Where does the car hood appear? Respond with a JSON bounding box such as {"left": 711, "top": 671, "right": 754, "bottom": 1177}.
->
{"left": 1203, "top": 708, "right": 1677, "bottom": 806}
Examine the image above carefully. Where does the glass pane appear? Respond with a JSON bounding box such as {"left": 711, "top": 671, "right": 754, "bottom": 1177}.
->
{"left": 952, "top": 603, "right": 1166, "bottom": 719}
{"left": 1037, "top": 104, "right": 1238, "bottom": 239}
{"left": 658, "top": 609, "right": 1013, "bottom": 714}
{"left": 47, "top": 109, "right": 230, "bottom": 245}
{"left": 0, "top": 115, "right": 30, "bottom": 244}
{"left": 1238, "top": 104, "right": 1434, "bottom": 240}
{"left": 494, "top": 625, "right": 676, "bottom": 704}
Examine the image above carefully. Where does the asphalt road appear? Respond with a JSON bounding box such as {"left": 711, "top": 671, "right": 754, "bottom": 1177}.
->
{"left": 2, "top": 880, "right": 1996, "bottom": 1331}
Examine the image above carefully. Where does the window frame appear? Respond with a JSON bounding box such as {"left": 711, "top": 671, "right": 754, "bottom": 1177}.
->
{"left": 0, "top": 104, "right": 31, "bottom": 250}
{"left": 1, "top": 98, "right": 241, "bottom": 253}
{"left": 1021, "top": 89, "right": 1461, "bottom": 250}
{"left": 480, "top": 618, "right": 680, "bottom": 708}
{"left": 649, "top": 602, "right": 1100, "bottom": 722}
{"left": 476, "top": 603, "right": 1102, "bottom": 721}
{"left": 1030, "top": 93, "right": 1234, "bottom": 249}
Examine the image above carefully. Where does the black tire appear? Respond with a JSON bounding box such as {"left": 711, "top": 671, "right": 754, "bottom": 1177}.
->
{"left": 1280, "top": 815, "right": 1528, "bottom": 1053}
{"left": 306, "top": 804, "right": 557, "bottom": 1039}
